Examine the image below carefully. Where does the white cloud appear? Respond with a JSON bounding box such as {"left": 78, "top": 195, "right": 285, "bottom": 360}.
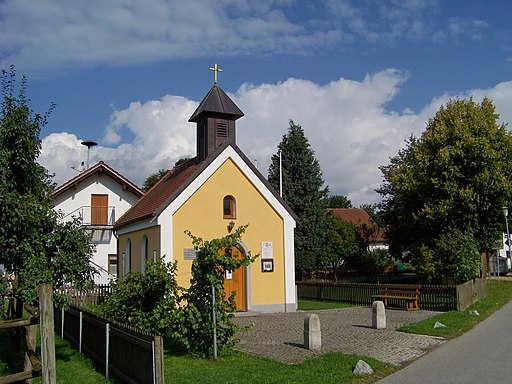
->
{"left": 40, "top": 71, "right": 512, "bottom": 206}
{"left": 2, "top": 0, "right": 493, "bottom": 75}
{"left": 0, "top": 0, "right": 341, "bottom": 74}
{"left": 447, "top": 17, "right": 489, "bottom": 42}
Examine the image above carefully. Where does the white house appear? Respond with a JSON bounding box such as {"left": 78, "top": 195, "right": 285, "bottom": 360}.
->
{"left": 52, "top": 161, "right": 144, "bottom": 283}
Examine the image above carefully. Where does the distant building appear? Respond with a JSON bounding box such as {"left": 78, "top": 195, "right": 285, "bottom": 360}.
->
{"left": 52, "top": 161, "right": 144, "bottom": 283}
{"left": 114, "top": 77, "right": 298, "bottom": 313}
{"left": 328, "top": 208, "right": 387, "bottom": 251}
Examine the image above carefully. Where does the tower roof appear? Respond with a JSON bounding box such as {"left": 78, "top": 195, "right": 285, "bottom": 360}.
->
{"left": 188, "top": 85, "right": 244, "bottom": 123}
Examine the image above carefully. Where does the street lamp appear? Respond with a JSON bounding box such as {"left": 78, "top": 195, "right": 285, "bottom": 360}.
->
{"left": 503, "top": 207, "right": 511, "bottom": 275}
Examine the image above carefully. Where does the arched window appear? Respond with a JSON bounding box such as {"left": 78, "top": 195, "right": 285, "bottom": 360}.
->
{"left": 124, "top": 239, "right": 132, "bottom": 277}
{"left": 223, "top": 195, "right": 236, "bottom": 219}
{"left": 141, "top": 235, "right": 148, "bottom": 274}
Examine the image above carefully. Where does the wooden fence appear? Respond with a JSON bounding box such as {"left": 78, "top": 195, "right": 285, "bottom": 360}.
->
{"left": 56, "top": 284, "right": 112, "bottom": 306}
{"left": 456, "top": 278, "right": 487, "bottom": 310}
{"left": 54, "top": 305, "right": 164, "bottom": 384}
{"left": 296, "top": 281, "right": 460, "bottom": 312}
{"left": 0, "top": 284, "right": 56, "bottom": 384}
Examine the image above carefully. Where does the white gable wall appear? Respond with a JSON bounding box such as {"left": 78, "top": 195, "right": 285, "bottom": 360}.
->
{"left": 53, "top": 172, "right": 141, "bottom": 283}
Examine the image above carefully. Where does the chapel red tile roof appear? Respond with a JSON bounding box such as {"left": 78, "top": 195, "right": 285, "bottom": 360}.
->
{"left": 328, "top": 208, "right": 385, "bottom": 242}
{"left": 114, "top": 158, "right": 202, "bottom": 227}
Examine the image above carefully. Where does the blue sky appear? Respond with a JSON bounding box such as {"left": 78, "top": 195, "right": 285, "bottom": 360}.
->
{"left": 2, "top": 0, "right": 512, "bottom": 205}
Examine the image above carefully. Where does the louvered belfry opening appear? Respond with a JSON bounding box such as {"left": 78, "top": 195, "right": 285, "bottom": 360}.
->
{"left": 189, "top": 84, "right": 244, "bottom": 162}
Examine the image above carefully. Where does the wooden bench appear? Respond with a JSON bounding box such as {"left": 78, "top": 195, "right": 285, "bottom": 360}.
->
{"left": 371, "top": 284, "right": 420, "bottom": 311}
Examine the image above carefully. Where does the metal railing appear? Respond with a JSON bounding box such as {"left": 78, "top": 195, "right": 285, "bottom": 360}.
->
{"left": 91, "top": 260, "right": 117, "bottom": 285}
{"left": 59, "top": 206, "right": 116, "bottom": 226}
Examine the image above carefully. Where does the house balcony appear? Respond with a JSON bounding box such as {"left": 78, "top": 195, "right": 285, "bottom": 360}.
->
{"left": 59, "top": 206, "right": 116, "bottom": 228}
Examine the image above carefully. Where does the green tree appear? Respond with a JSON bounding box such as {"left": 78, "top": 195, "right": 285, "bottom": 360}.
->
{"left": 324, "top": 195, "right": 352, "bottom": 208}
{"left": 142, "top": 158, "right": 192, "bottom": 192}
{"left": 322, "top": 214, "right": 359, "bottom": 281}
{"left": 360, "top": 203, "right": 384, "bottom": 228}
{"left": 268, "top": 121, "right": 329, "bottom": 276}
{"left": 142, "top": 168, "right": 169, "bottom": 192}
{"left": 0, "top": 66, "right": 94, "bottom": 309}
{"left": 378, "top": 98, "right": 512, "bottom": 282}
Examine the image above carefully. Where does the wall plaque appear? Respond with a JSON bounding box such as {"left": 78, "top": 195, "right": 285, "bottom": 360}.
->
{"left": 183, "top": 248, "right": 197, "bottom": 260}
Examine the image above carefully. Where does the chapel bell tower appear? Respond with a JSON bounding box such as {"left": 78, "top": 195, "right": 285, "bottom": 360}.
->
{"left": 188, "top": 64, "right": 244, "bottom": 162}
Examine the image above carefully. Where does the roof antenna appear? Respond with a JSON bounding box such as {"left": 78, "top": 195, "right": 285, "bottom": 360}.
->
{"left": 81, "top": 140, "right": 97, "bottom": 169}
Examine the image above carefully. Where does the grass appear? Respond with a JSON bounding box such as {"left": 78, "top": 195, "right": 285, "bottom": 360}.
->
{"left": 298, "top": 299, "right": 354, "bottom": 311}
{"left": 165, "top": 349, "right": 398, "bottom": 384}
{"left": 35, "top": 336, "right": 111, "bottom": 384}
{"left": 0, "top": 328, "right": 109, "bottom": 383}
{"left": 399, "top": 279, "right": 512, "bottom": 338}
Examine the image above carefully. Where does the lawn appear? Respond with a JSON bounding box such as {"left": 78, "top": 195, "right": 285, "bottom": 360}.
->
{"left": 165, "top": 350, "right": 397, "bottom": 384}
{"left": 0, "top": 328, "right": 109, "bottom": 383}
{"left": 400, "top": 279, "right": 512, "bottom": 338}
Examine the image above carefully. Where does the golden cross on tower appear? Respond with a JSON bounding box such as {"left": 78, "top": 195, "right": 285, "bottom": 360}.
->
{"left": 209, "top": 63, "right": 222, "bottom": 85}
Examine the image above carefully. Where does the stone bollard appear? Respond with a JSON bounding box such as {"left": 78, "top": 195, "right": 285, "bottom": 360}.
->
{"left": 372, "top": 301, "right": 386, "bottom": 329}
{"left": 304, "top": 313, "right": 321, "bottom": 350}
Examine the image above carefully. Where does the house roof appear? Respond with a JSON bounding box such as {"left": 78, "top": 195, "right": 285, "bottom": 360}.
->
{"left": 328, "top": 208, "right": 385, "bottom": 242}
{"left": 114, "top": 158, "right": 202, "bottom": 227}
{"left": 114, "top": 143, "right": 298, "bottom": 228}
{"left": 188, "top": 85, "right": 244, "bottom": 122}
{"left": 52, "top": 161, "right": 144, "bottom": 199}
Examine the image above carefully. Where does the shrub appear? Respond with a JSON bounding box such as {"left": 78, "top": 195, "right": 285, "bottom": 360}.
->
{"left": 101, "top": 226, "right": 258, "bottom": 357}
{"left": 101, "top": 258, "right": 181, "bottom": 336}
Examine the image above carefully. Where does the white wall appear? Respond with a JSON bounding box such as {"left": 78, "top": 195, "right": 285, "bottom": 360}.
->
{"left": 53, "top": 173, "right": 141, "bottom": 283}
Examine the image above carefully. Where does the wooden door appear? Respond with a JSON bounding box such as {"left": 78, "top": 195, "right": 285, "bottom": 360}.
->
{"left": 91, "top": 194, "right": 108, "bottom": 225}
{"left": 223, "top": 246, "right": 246, "bottom": 311}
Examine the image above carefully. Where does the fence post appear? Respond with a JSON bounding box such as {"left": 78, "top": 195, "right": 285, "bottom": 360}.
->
{"left": 38, "top": 283, "right": 56, "bottom": 384}
{"left": 105, "top": 323, "right": 110, "bottom": 380}
{"left": 61, "top": 307, "right": 64, "bottom": 339}
{"left": 79, "top": 311, "right": 83, "bottom": 353}
{"left": 153, "top": 335, "right": 164, "bottom": 384}
{"left": 24, "top": 313, "right": 38, "bottom": 383}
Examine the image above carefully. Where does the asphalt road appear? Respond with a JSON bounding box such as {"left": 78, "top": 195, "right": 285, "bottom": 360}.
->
{"left": 376, "top": 299, "right": 512, "bottom": 384}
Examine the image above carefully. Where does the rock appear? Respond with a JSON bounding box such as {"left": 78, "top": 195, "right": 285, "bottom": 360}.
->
{"left": 434, "top": 321, "right": 447, "bottom": 329}
{"left": 353, "top": 360, "right": 374, "bottom": 375}
{"left": 469, "top": 310, "right": 480, "bottom": 316}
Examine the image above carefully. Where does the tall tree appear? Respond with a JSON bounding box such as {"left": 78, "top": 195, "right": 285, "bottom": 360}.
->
{"left": 0, "top": 66, "right": 94, "bottom": 309}
{"left": 378, "top": 98, "right": 512, "bottom": 282}
{"left": 322, "top": 213, "right": 359, "bottom": 281}
{"left": 268, "top": 120, "right": 329, "bottom": 276}
{"left": 324, "top": 195, "right": 352, "bottom": 208}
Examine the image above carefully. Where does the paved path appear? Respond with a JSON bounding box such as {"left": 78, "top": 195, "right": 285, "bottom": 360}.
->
{"left": 375, "top": 299, "right": 512, "bottom": 384}
{"left": 234, "top": 307, "right": 445, "bottom": 365}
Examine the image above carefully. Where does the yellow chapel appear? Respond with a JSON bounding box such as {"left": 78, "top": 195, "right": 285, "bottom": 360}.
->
{"left": 114, "top": 69, "right": 298, "bottom": 313}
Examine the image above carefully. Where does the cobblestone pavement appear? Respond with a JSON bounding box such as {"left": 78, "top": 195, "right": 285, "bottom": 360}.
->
{"left": 234, "top": 307, "right": 446, "bottom": 365}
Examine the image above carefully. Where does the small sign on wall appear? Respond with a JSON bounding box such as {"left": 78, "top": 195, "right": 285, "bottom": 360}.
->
{"left": 183, "top": 248, "right": 197, "bottom": 260}
{"left": 261, "top": 241, "right": 273, "bottom": 259}
{"left": 261, "top": 259, "right": 274, "bottom": 272}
